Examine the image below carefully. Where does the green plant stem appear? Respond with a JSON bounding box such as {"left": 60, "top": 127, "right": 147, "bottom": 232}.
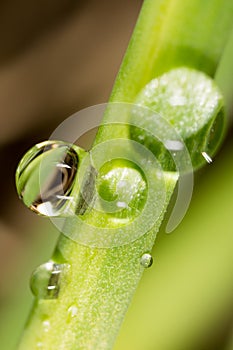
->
{"left": 18, "top": 1, "right": 233, "bottom": 349}
{"left": 19, "top": 175, "right": 177, "bottom": 350}
{"left": 109, "top": 0, "right": 233, "bottom": 102}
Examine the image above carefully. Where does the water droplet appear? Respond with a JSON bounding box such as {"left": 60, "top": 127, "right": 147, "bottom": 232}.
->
{"left": 131, "top": 68, "right": 224, "bottom": 171}
{"left": 96, "top": 160, "right": 147, "bottom": 219}
{"left": 201, "top": 151, "right": 213, "bottom": 164}
{"left": 36, "top": 342, "right": 43, "bottom": 348}
{"left": 15, "top": 140, "right": 86, "bottom": 217}
{"left": 67, "top": 305, "right": 78, "bottom": 318}
{"left": 140, "top": 253, "right": 153, "bottom": 268}
{"left": 30, "top": 261, "right": 69, "bottom": 299}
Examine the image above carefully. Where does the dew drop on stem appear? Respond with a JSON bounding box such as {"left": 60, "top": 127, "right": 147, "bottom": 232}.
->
{"left": 140, "top": 253, "right": 153, "bottom": 268}
{"left": 30, "top": 261, "right": 69, "bottom": 299}
{"left": 15, "top": 140, "right": 86, "bottom": 217}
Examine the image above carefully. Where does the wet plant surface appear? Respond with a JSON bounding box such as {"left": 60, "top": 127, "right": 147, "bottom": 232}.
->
{"left": 1, "top": 0, "right": 233, "bottom": 349}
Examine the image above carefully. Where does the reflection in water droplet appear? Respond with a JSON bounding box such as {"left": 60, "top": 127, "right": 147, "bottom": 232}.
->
{"left": 30, "top": 261, "right": 69, "bottom": 299}
{"left": 201, "top": 151, "right": 213, "bottom": 164}
{"left": 15, "top": 140, "right": 86, "bottom": 217}
{"left": 140, "top": 253, "right": 153, "bottom": 268}
{"left": 67, "top": 305, "right": 78, "bottom": 319}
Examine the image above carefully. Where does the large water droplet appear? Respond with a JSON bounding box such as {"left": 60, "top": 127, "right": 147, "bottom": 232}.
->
{"left": 16, "top": 141, "right": 86, "bottom": 216}
{"left": 30, "top": 261, "right": 69, "bottom": 299}
{"left": 131, "top": 67, "right": 224, "bottom": 171}
{"left": 140, "top": 253, "right": 153, "bottom": 268}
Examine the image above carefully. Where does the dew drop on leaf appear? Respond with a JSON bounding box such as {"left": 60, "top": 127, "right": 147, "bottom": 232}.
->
{"left": 140, "top": 253, "right": 153, "bottom": 268}
{"left": 131, "top": 67, "right": 225, "bottom": 171}
{"left": 96, "top": 159, "right": 147, "bottom": 220}
{"left": 30, "top": 261, "right": 69, "bottom": 299}
{"left": 15, "top": 140, "right": 86, "bottom": 217}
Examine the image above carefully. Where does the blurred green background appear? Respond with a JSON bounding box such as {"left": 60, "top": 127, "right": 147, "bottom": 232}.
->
{"left": 0, "top": 1, "right": 232, "bottom": 349}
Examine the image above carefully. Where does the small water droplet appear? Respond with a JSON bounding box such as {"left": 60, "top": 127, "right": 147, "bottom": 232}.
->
{"left": 140, "top": 253, "right": 153, "bottom": 268}
{"left": 96, "top": 160, "right": 147, "bottom": 219}
{"left": 15, "top": 140, "right": 86, "bottom": 217}
{"left": 67, "top": 305, "right": 78, "bottom": 319}
{"left": 36, "top": 342, "right": 43, "bottom": 349}
{"left": 201, "top": 151, "right": 212, "bottom": 164}
{"left": 30, "top": 261, "right": 69, "bottom": 299}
